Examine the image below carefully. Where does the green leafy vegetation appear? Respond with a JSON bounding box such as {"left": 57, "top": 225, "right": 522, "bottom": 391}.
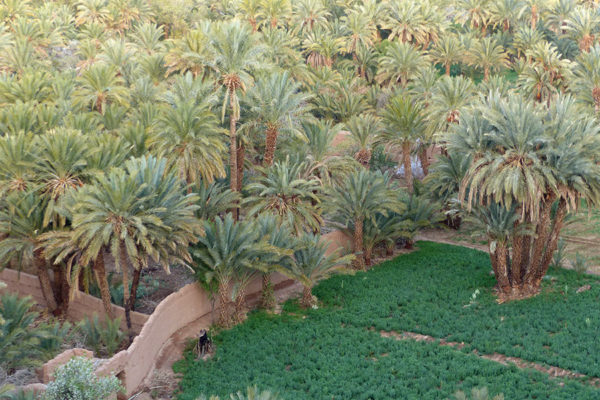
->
{"left": 175, "top": 243, "right": 600, "bottom": 399}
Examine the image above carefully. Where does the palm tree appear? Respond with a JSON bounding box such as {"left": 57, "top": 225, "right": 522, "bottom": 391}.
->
{"left": 0, "top": 132, "right": 37, "bottom": 196}
{"left": 244, "top": 71, "right": 312, "bottom": 166}
{"left": 244, "top": 159, "right": 322, "bottom": 234}
{"left": 164, "top": 29, "right": 214, "bottom": 78}
{"left": 211, "top": 20, "right": 263, "bottom": 214}
{"left": 512, "top": 25, "right": 544, "bottom": 59}
{"left": 376, "top": 41, "right": 429, "bottom": 87}
{"left": 0, "top": 191, "right": 57, "bottom": 313}
{"left": 429, "top": 34, "right": 465, "bottom": 76}
{"left": 70, "top": 156, "right": 201, "bottom": 337}
{"left": 326, "top": 169, "right": 400, "bottom": 270}
{"left": 237, "top": 0, "right": 262, "bottom": 32}
{"left": 428, "top": 75, "right": 475, "bottom": 131}
{"left": 448, "top": 94, "right": 600, "bottom": 297}
{"left": 571, "top": 44, "right": 600, "bottom": 111}
{"left": 345, "top": 114, "right": 381, "bottom": 168}
{"left": 466, "top": 37, "right": 510, "bottom": 81}
{"left": 292, "top": 0, "right": 330, "bottom": 34}
{"left": 490, "top": 0, "right": 523, "bottom": 32}
{"left": 289, "top": 232, "right": 353, "bottom": 307}
{"left": 158, "top": 100, "right": 227, "bottom": 186}
{"left": 192, "top": 214, "right": 275, "bottom": 326}
{"left": 302, "top": 25, "right": 345, "bottom": 68}
{"left": 74, "top": 63, "right": 129, "bottom": 114}
{"left": 195, "top": 182, "right": 240, "bottom": 222}
{"left": 341, "top": 10, "right": 377, "bottom": 58}
{"left": 564, "top": 5, "right": 600, "bottom": 52}
{"left": 455, "top": 0, "right": 491, "bottom": 33}
{"left": 257, "top": 0, "right": 291, "bottom": 29}
{"left": 379, "top": 94, "right": 427, "bottom": 192}
{"left": 382, "top": 0, "right": 425, "bottom": 44}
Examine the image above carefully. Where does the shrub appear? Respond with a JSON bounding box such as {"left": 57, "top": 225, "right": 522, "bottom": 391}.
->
{"left": 78, "top": 314, "right": 125, "bottom": 357}
{"left": 195, "top": 386, "right": 280, "bottom": 400}
{"left": 453, "top": 387, "right": 504, "bottom": 400}
{"left": 551, "top": 238, "right": 567, "bottom": 268}
{"left": 44, "top": 357, "right": 122, "bottom": 400}
{"left": 0, "top": 389, "right": 37, "bottom": 400}
{"left": 0, "top": 294, "right": 60, "bottom": 371}
{"left": 571, "top": 252, "right": 588, "bottom": 274}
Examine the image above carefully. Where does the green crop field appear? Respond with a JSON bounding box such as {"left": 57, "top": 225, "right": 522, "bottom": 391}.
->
{"left": 175, "top": 242, "right": 600, "bottom": 399}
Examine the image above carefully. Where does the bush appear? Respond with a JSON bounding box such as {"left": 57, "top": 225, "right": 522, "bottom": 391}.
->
{"left": 44, "top": 357, "right": 122, "bottom": 400}
{"left": 0, "top": 294, "right": 62, "bottom": 371}
{"left": 453, "top": 387, "right": 504, "bottom": 400}
{"left": 78, "top": 314, "right": 125, "bottom": 357}
{"left": 195, "top": 386, "right": 280, "bottom": 400}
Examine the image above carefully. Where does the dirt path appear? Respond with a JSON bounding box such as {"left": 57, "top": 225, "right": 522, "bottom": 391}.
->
{"left": 379, "top": 329, "right": 600, "bottom": 388}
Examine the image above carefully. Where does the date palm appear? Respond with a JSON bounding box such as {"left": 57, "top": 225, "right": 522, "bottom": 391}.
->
{"left": 289, "top": 232, "right": 353, "bottom": 307}
{"left": 164, "top": 29, "right": 214, "bottom": 78}
{"left": 379, "top": 94, "right": 427, "bottom": 192}
{"left": 376, "top": 41, "right": 429, "bottom": 87}
{"left": 429, "top": 34, "right": 465, "bottom": 76}
{"left": 564, "top": 5, "right": 600, "bottom": 52}
{"left": 382, "top": 0, "right": 425, "bottom": 44}
{"left": 211, "top": 20, "right": 263, "bottom": 211}
{"left": 490, "top": 0, "right": 523, "bottom": 32}
{"left": 572, "top": 44, "right": 600, "bottom": 111}
{"left": 303, "top": 24, "right": 345, "bottom": 68}
{"left": 512, "top": 24, "right": 544, "bottom": 59}
{"left": 74, "top": 63, "right": 129, "bottom": 114}
{"left": 158, "top": 99, "right": 227, "bottom": 186}
{"left": 244, "top": 159, "right": 322, "bottom": 234}
{"left": 341, "top": 10, "right": 377, "bottom": 57}
{"left": 257, "top": 0, "right": 291, "bottom": 29}
{"left": 292, "top": 0, "right": 330, "bottom": 34}
{"left": 237, "top": 0, "right": 261, "bottom": 32}
{"left": 70, "top": 156, "right": 200, "bottom": 337}
{"left": 428, "top": 75, "right": 475, "bottom": 132}
{"left": 326, "top": 169, "right": 400, "bottom": 270}
{"left": 192, "top": 214, "right": 275, "bottom": 327}
{"left": 345, "top": 114, "right": 381, "bottom": 168}
{"left": 0, "top": 132, "right": 37, "bottom": 196}
{"left": 455, "top": 0, "right": 491, "bottom": 33}
{"left": 244, "top": 71, "right": 312, "bottom": 166}
{"left": 466, "top": 37, "right": 510, "bottom": 81}
{"left": 0, "top": 191, "right": 57, "bottom": 313}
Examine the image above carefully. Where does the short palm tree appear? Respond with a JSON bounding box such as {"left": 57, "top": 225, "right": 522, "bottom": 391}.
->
{"left": 428, "top": 75, "right": 475, "bottom": 131}
{"left": 382, "top": 0, "right": 425, "bottom": 44}
{"left": 292, "top": 0, "right": 330, "bottom": 34}
{"left": 429, "top": 34, "right": 465, "bottom": 76}
{"left": 74, "top": 63, "right": 129, "bottom": 114}
{"left": 0, "top": 132, "right": 38, "bottom": 196}
{"left": 341, "top": 10, "right": 377, "bottom": 57}
{"left": 326, "top": 169, "right": 400, "bottom": 269}
{"left": 379, "top": 94, "right": 427, "bottom": 192}
{"left": 466, "top": 37, "right": 510, "bottom": 81}
{"left": 257, "top": 0, "right": 291, "bottom": 29}
{"left": 0, "top": 192, "right": 57, "bottom": 312}
{"left": 376, "top": 41, "right": 429, "bottom": 87}
{"left": 164, "top": 29, "right": 214, "bottom": 78}
{"left": 192, "top": 214, "right": 274, "bottom": 327}
{"left": 289, "top": 232, "right": 353, "bottom": 307}
{"left": 244, "top": 71, "right": 312, "bottom": 166}
{"left": 345, "top": 114, "right": 381, "bottom": 168}
{"left": 564, "top": 5, "right": 600, "bottom": 52}
{"left": 244, "top": 159, "right": 322, "bottom": 234}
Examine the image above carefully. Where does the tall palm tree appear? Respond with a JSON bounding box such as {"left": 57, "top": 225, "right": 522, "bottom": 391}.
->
{"left": 490, "top": 0, "right": 523, "bottom": 32}
{"left": 376, "top": 41, "right": 429, "bottom": 87}
{"left": 455, "top": 0, "right": 491, "bottom": 33}
{"left": 257, "top": 0, "right": 291, "bottom": 29}
{"left": 326, "top": 169, "right": 400, "bottom": 270}
{"left": 244, "top": 71, "right": 312, "bottom": 166}
{"left": 428, "top": 75, "right": 475, "bottom": 131}
{"left": 288, "top": 232, "right": 353, "bottom": 307}
{"left": 211, "top": 20, "right": 263, "bottom": 215}
{"left": 382, "top": 0, "right": 425, "bottom": 44}
{"left": 158, "top": 100, "right": 227, "bottom": 185}
{"left": 379, "top": 94, "right": 427, "bottom": 192}
{"left": 341, "top": 10, "right": 377, "bottom": 58}
{"left": 345, "top": 114, "right": 381, "bottom": 169}
{"left": 70, "top": 156, "right": 200, "bottom": 337}
{"left": 164, "top": 29, "right": 214, "bottom": 78}
{"left": 466, "top": 37, "right": 510, "bottom": 81}
{"left": 292, "top": 0, "right": 330, "bottom": 34}
{"left": 302, "top": 24, "right": 345, "bottom": 68}
{"left": 244, "top": 159, "right": 322, "bottom": 234}
{"left": 571, "top": 44, "right": 600, "bottom": 111}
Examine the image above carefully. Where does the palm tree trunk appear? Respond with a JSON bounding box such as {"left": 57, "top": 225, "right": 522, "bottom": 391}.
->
{"left": 229, "top": 95, "right": 239, "bottom": 220}
{"left": 527, "top": 193, "right": 556, "bottom": 280}
{"left": 365, "top": 244, "right": 373, "bottom": 267}
{"left": 445, "top": 63, "right": 450, "bottom": 76}
{"left": 34, "top": 250, "right": 57, "bottom": 312}
{"left": 93, "top": 251, "right": 114, "bottom": 319}
{"left": 353, "top": 217, "right": 365, "bottom": 270}
{"left": 484, "top": 66, "right": 490, "bottom": 81}
{"left": 260, "top": 273, "right": 275, "bottom": 309}
{"left": 264, "top": 125, "right": 278, "bottom": 166}
{"left": 495, "top": 243, "right": 511, "bottom": 294}
{"left": 301, "top": 285, "right": 313, "bottom": 308}
{"left": 402, "top": 141, "right": 413, "bottom": 192}
{"left": 234, "top": 287, "right": 246, "bottom": 324}
{"left": 418, "top": 146, "right": 429, "bottom": 176}
{"left": 528, "top": 199, "right": 568, "bottom": 289}
{"left": 120, "top": 242, "right": 133, "bottom": 343}
{"left": 511, "top": 225, "right": 525, "bottom": 289}
{"left": 129, "top": 267, "right": 141, "bottom": 312}
{"left": 236, "top": 142, "right": 245, "bottom": 191}
{"left": 218, "top": 281, "right": 230, "bottom": 327}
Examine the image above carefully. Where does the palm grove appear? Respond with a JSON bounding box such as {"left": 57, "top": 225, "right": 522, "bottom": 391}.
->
{"left": 1, "top": 0, "right": 600, "bottom": 336}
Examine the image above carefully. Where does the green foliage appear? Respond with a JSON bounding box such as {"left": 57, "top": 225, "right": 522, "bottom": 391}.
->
{"left": 0, "top": 389, "right": 37, "bottom": 400}
{"left": 195, "top": 386, "right": 281, "bottom": 400}
{"left": 0, "top": 294, "right": 60, "bottom": 371}
{"left": 453, "top": 387, "right": 504, "bottom": 400}
{"left": 175, "top": 243, "right": 600, "bottom": 399}
{"left": 77, "top": 314, "right": 125, "bottom": 357}
{"left": 44, "top": 357, "right": 122, "bottom": 400}
{"left": 551, "top": 238, "right": 567, "bottom": 269}
{"left": 571, "top": 252, "right": 588, "bottom": 275}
